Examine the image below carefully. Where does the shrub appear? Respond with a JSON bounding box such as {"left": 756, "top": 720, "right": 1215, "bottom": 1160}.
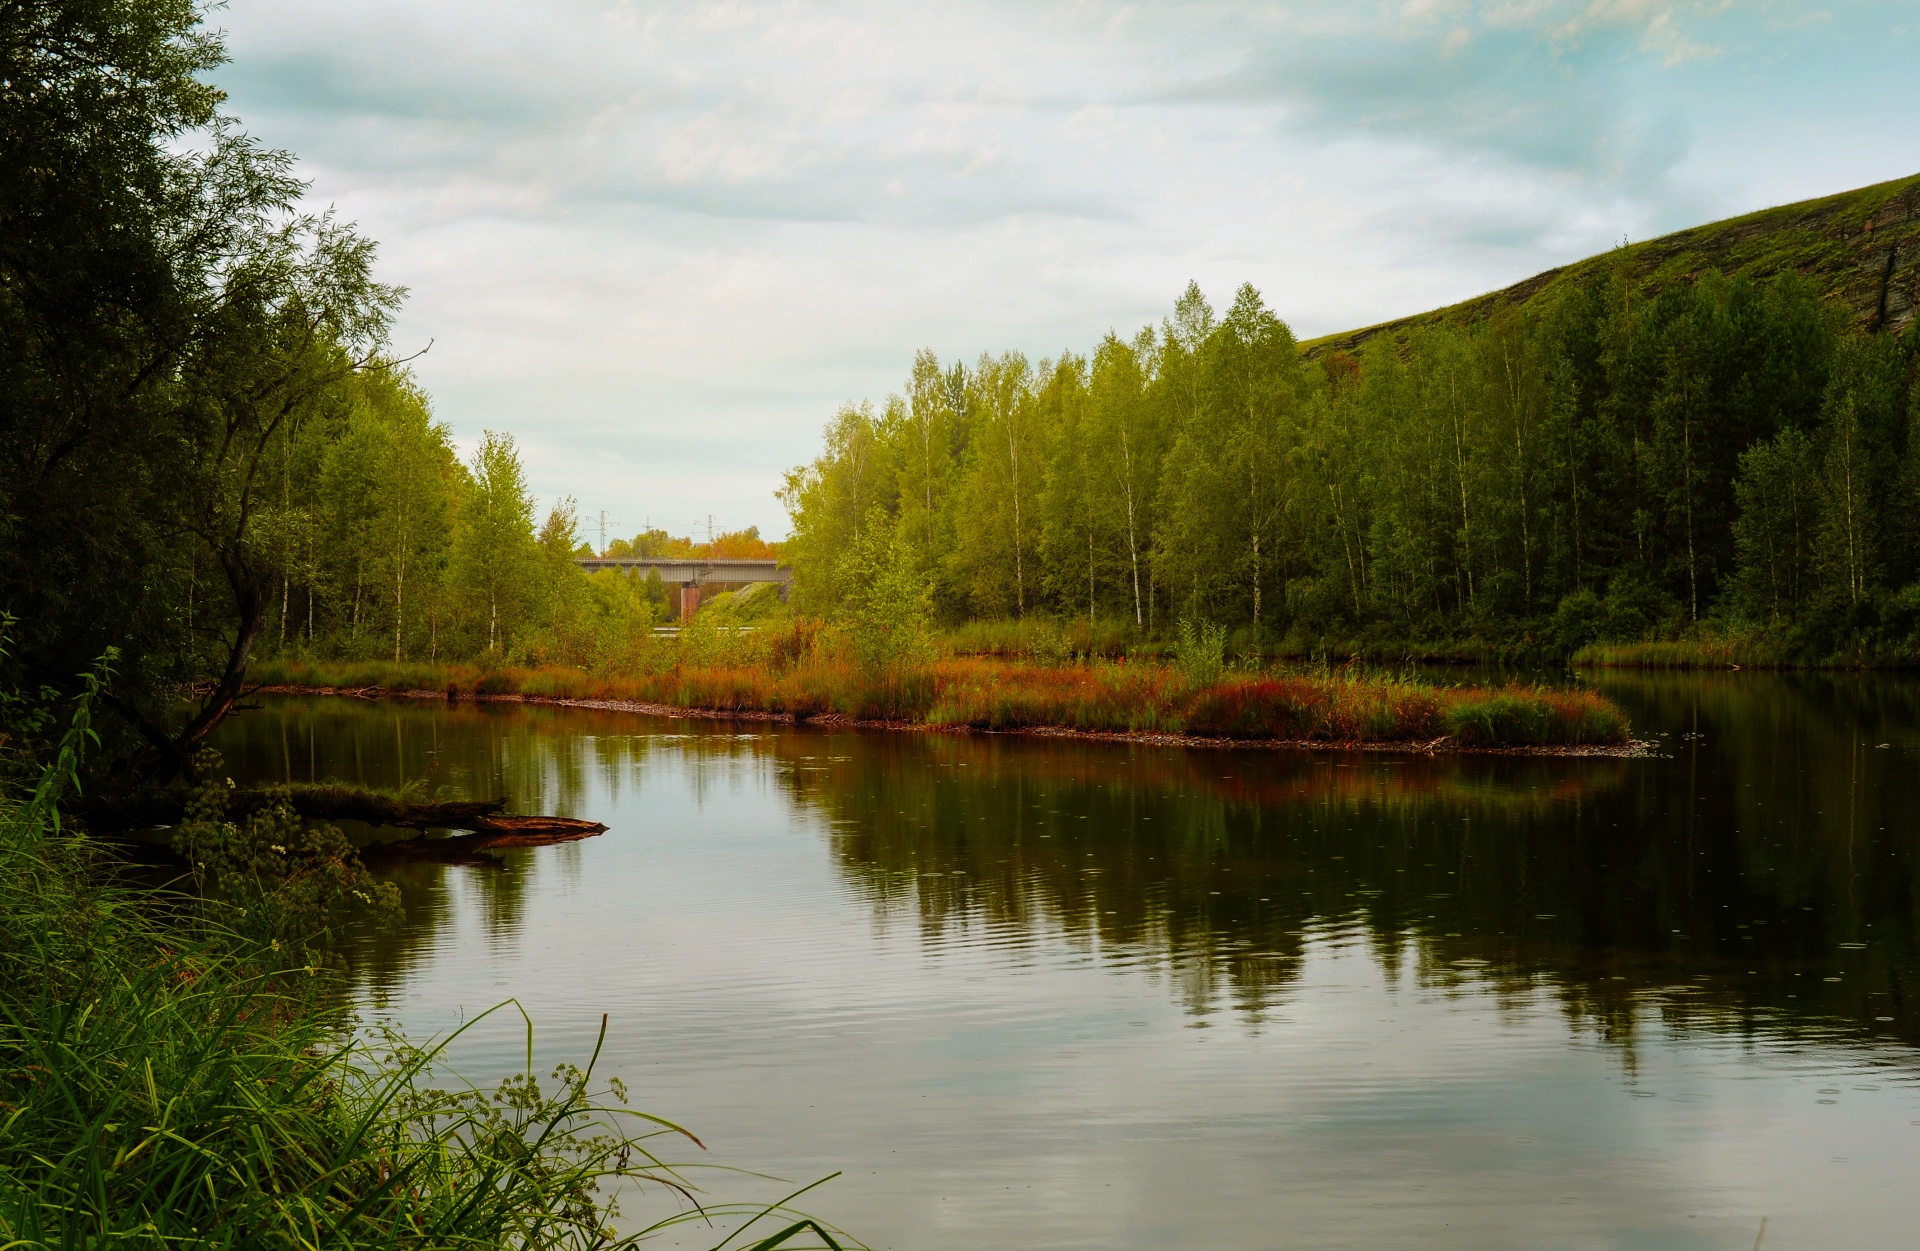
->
{"left": 1174, "top": 618, "right": 1226, "bottom": 688}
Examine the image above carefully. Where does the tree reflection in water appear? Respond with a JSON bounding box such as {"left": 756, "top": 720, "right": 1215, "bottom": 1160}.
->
{"left": 213, "top": 675, "right": 1920, "bottom": 1055}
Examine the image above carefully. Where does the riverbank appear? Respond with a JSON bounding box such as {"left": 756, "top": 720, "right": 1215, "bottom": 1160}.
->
{"left": 0, "top": 705, "right": 842, "bottom": 1249}
{"left": 928, "top": 615, "right": 1920, "bottom": 671}
{"left": 1568, "top": 635, "right": 1920, "bottom": 669}
{"left": 249, "top": 658, "right": 1637, "bottom": 752}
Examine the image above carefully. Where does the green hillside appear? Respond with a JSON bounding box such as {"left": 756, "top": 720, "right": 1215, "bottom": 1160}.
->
{"left": 1302, "top": 171, "right": 1920, "bottom": 358}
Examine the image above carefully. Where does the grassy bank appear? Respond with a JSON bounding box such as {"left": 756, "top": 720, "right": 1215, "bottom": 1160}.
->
{"left": 1571, "top": 637, "right": 1788, "bottom": 668}
{"left": 920, "top": 614, "right": 1920, "bottom": 672}
{"left": 0, "top": 708, "right": 843, "bottom": 1247}
{"left": 251, "top": 655, "right": 1631, "bottom": 748}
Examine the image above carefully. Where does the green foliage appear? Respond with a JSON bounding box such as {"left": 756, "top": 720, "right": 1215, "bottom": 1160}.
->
{"left": 699, "top": 582, "right": 790, "bottom": 627}
{"left": 834, "top": 509, "right": 934, "bottom": 673}
{"left": 1730, "top": 427, "right": 1820, "bottom": 620}
{"left": 170, "top": 749, "right": 402, "bottom": 962}
{"left": 453, "top": 431, "right": 541, "bottom": 655}
{"left": 1173, "top": 618, "right": 1226, "bottom": 689}
{"left": 779, "top": 256, "right": 1920, "bottom": 663}
{"left": 309, "top": 371, "right": 465, "bottom": 662}
{"left": 0, "top": 0, "right": 411, "bottom": 776}
{"left": 641, "top": 568, "right": 672, "bottom": 617}
{"left": 940, "top": 616, "right": 1134, "bottom": 660}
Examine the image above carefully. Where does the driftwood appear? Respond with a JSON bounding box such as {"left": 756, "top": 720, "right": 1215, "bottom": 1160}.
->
{"left": 361, "top": 817, "right": 609, "bottom": 866}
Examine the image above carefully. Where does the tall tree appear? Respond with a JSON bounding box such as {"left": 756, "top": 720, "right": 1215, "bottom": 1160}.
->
{"left": 1086, "top": 329, "right": 1163, "bottom": 626}
{"left": 452, "top": 432, "right": 538, "bottom": 653}
{"left": 0, "top": 0, "right": 400, "bottom": 773}
{"left": 949, "top": 353, "right": 1042, "bottom": 616}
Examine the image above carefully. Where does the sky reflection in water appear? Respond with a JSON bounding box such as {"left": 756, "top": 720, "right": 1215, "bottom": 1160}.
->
{"left": 214, "top": 674, "right": 1920, "bottom": 1249}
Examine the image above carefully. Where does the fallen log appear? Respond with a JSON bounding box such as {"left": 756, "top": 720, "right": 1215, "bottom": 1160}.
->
{"left": 454, "top": 814, "right": 609, "bottom": 839}
{"left": 361, "top": 816, "right": 609, "bottom": 865}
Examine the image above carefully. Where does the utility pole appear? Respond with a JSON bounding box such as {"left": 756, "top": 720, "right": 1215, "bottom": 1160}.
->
{"left": 598, "top": 509, "right": 607, "bottom": 556}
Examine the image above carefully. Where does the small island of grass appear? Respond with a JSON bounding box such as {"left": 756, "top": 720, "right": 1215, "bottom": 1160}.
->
{"left": 252, "top": 626, "right": 1634, "bottom": 753}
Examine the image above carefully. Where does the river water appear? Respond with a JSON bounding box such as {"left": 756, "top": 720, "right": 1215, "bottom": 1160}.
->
{"left": 213, "top": 673, "right": 1920, "bottom": 1250}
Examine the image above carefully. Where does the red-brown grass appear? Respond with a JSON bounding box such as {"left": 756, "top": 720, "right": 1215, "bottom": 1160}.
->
{"left": 251, "top": 653, "right": 1629, "bottom": 748}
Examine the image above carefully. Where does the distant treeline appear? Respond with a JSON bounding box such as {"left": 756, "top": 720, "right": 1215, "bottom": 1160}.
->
{"left": 244, "top": 382, "right": 782, "bottom": 668}
{"left": 781, "top": 273, "right": 1920, "bottom": 656}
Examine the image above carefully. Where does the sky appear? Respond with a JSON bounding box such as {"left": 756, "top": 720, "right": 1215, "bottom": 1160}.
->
{"left": 214, "top": 0, "right": 1920, "bottom": 542}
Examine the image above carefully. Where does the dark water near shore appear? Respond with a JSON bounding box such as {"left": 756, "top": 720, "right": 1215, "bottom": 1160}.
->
{"left": 214, "top": 674, "right": 1920, "bottom": 1250}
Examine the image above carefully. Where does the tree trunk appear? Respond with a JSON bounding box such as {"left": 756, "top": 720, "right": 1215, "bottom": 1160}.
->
{"left": 1249, "top": 456, "right": 1262, "bottom": 624}
{"left": 1008, "top": 420, "right": 1025, "bottom": 618}
{"left": 393, "top": 557, "right": 405, "bottom": 663}
{"left": 1121, "top": 428, "right": 1142, "bottom": 627}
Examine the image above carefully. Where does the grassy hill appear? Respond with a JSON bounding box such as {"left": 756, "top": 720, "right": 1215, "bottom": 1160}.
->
{"left": 1301, "top": 171, "right": 1920, "bottom": 358}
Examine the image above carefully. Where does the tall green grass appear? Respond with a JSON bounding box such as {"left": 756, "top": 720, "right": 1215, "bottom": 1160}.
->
{"left": 0, "top": 696, "right": 850, "bottom": 1249}
{"left": 937, "top": 617, "right": 1137, "bottom": 661}
{"left": 1570, "top": 636, "right": 1784, "bottom": 668}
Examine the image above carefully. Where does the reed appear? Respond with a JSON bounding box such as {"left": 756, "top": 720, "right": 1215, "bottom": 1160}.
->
{"left": 0, "top": 704, "right": 848, "bottom": 1249}
{"left": 1570, "top": 636, "right": 1783, "bottom": 668}
{"left": 254, "top": 652, "right": 1629, "bottom": 748}
{"left": 938, "top": 617, "right": 1136, "bottom": 661}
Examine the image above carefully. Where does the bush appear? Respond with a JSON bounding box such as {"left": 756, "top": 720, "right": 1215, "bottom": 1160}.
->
{"left": 1602, "top": 575, "right": 1676, "bottom": 641}
{"left": 1174, "top": 618, "right": 1226, "bottom": 688}
{"left": 1549, "top": 588, "right": 1605, "bottom": 652}
{"left": 835, "top": 510, "right": 933, "bottom": 674}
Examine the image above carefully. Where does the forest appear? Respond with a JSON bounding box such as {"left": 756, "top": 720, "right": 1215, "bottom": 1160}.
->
{"left": 221, "top": 385, "right": 779, "bottom": 671}
{"left": 782, "top": 269, "right": 1920, "bottom": 661}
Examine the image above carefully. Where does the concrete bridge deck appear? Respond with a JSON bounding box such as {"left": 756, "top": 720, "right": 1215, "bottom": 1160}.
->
{"left": 574, "top": 557, "right": 790, "bottom": 586}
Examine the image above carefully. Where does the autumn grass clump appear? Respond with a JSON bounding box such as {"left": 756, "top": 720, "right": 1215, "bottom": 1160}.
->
{"left": 1184, "top": 673, "right": 1438, "bottom": 740}
{"left": 255, "top": 647, "right": 1630, "bottom": 748}
{"left": 1440, "top": 685, "right": 1628, "bottom": 746}
{"left": 921, "top": 660, "right": 1181, "bottom": 732}
{"left": 1177, "top": 673, "right": 1627, "bottom": 745}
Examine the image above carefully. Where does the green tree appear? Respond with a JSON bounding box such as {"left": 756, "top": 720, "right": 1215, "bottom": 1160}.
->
{"left": 1086, "top": 329, "right": 1165, "bottom": 627}
{"left": 452, "top": 432, "right": 538, "bottom": 653}
{"left": 0, "top": 0, "right": 403, "bottom": 774}
{"left": 779, "top": 402, "right": 896, "bottom": 614}
{"left": 315, "top": 373, "right": 460, "bottom": 661}
{"left": 837, "top": 508, "right": 933, "bottom": 672}
{"left": 948, "top": 353, "right": 1043, "bottom": 616}
{"left": 1730, "top": 427, "right": 1819, "bottom": 621}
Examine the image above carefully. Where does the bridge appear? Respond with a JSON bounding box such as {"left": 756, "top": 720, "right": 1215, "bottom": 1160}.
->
{"left": 574, "top": 557, "right": 790, "bottom": 618}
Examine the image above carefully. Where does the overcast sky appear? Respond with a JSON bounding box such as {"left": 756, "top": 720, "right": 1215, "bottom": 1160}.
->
{"left": 217, "top": 0, "right": 1920, "bottom": 542}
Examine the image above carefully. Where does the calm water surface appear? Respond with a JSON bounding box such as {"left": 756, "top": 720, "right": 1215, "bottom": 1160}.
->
{"left": 214, "top": 673, "right": 1920, "bottom": 1250}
